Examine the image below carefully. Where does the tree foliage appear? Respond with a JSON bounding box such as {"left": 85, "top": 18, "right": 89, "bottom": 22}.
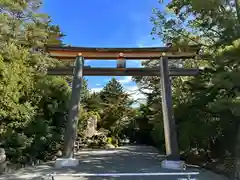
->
{"left": 0, "top": 0, "right": 70, "bottom": 165}
{"left": 98, "top": 78, "right": 134, "bottom": 138}
{"left": 1, "top": 0, "right": 240, "bottom": 178}
{"left": 132, "top": 0, "right": 240, "bottom": 177}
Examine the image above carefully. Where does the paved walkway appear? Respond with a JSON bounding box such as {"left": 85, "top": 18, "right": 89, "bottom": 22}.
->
{"left": 0, "top": 146, "right": 229, "bottom": 180}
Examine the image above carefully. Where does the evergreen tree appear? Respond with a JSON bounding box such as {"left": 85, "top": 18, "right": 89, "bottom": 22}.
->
{"left": 133, "top": 0, "right": 240, "bottom": 177}
{"left": 99, "top": 78, "right": 133, "bottom": 137}
{"left": 83, "top": 92, "right": 102, "bottom": 112}
{"left": 100, "top": 78, "right": 124, "bottom": 104}
{"left": 0, "top": 0, "right": 71, "bottom": 164}
{"left": 46, "top": 25, "right": 65, "bottom": 46}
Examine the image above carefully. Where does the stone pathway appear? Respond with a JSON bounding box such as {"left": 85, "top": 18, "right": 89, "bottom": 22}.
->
{"left": 0, "top": 146, "right": 229, "bottom": 180}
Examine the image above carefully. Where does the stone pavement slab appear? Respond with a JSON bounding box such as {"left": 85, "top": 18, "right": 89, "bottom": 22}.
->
{"left": 0, "top": 146, "right": 229, "bottom": 180}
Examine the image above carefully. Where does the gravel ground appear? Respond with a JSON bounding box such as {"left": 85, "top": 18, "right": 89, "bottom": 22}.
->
{"left": 0, "top": 146, "right": 230, "bottom": 180}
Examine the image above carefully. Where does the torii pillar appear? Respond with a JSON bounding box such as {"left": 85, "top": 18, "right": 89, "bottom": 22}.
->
{"left": 55, "top": 54, "right": 83, "bottom": 167}
{"left": 160, "top": 55, "right": 185, "bottom": 170}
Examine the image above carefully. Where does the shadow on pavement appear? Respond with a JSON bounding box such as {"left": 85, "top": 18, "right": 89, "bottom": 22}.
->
{"left": 0, "top": 146, "right": 229, "bottom": 180}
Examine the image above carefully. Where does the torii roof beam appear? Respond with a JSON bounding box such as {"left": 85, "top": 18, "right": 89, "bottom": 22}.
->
{"left": 46, "top": 46, "right": 199, "bottom": 60}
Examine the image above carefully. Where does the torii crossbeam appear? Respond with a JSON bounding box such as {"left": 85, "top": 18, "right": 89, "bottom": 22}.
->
{"left": 46, "top": 45, "right": 200, "bottom": 163}
{"left": 46, "top": 46, "right": 199, "bottom": 60}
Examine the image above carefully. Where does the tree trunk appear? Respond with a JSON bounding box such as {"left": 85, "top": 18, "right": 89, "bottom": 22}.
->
{"left": 233, "top": 124, "right": 240, "bottom": 179}
{"left": 235, "top": 0, "right": 240, "bottom": 24}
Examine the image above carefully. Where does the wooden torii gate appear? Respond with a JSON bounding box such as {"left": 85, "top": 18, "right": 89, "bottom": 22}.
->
{"left": 46, "top": 46, "right": 199, "bottom": 161}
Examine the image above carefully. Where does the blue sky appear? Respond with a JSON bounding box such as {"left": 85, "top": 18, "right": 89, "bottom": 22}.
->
{"left": 42, "top": 0, "right": 166, "bottom": 102}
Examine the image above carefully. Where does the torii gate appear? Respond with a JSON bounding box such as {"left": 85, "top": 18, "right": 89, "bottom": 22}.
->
{"left": 46, "top": 45, "right": 199, "bottom": 164}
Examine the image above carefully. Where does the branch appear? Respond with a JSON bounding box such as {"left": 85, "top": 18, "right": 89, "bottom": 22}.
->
{"left": 168, "top": 25, "right": 210, "bottom": 48}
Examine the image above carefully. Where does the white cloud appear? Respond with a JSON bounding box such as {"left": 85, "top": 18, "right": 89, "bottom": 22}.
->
{"left": 125, "top": 86, "right": 145, "bottom": 101}
{"left": 124, "top": 85, "right": 152, "bottom": 105}
{"left": 90, "top": 84, "right": 149, "bottom": 105}
{"left": 91, "top": 87, "right": 103, "bottom": 93}
{"left": 118, "top": 76, "right": 132, "bottom": 84}
{"left": 95, "top": 83, "right": 101, "bottom": 86}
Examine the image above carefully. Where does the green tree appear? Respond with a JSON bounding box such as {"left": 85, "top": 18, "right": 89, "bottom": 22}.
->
{"left": 0, "top": 0, "right": 71, "bottom": 165}
{"left": 100, "top": 78, "right": 125, "bottom": 103}
{"left": 99, "top": 78, "right": 134, "bottom": 138}
{"left": 46, "top": 25, "right": 65, "bottom": 46}
{"left": 133, "top": 0, "right": 240, "bottom": 177}
{"left": 83, "top": 92, "right": 103, "bottom": 112}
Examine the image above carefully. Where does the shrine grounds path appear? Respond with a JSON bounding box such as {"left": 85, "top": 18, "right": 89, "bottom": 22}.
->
{"left": 0, "top": 145, "right": 229, "bottom": 180}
